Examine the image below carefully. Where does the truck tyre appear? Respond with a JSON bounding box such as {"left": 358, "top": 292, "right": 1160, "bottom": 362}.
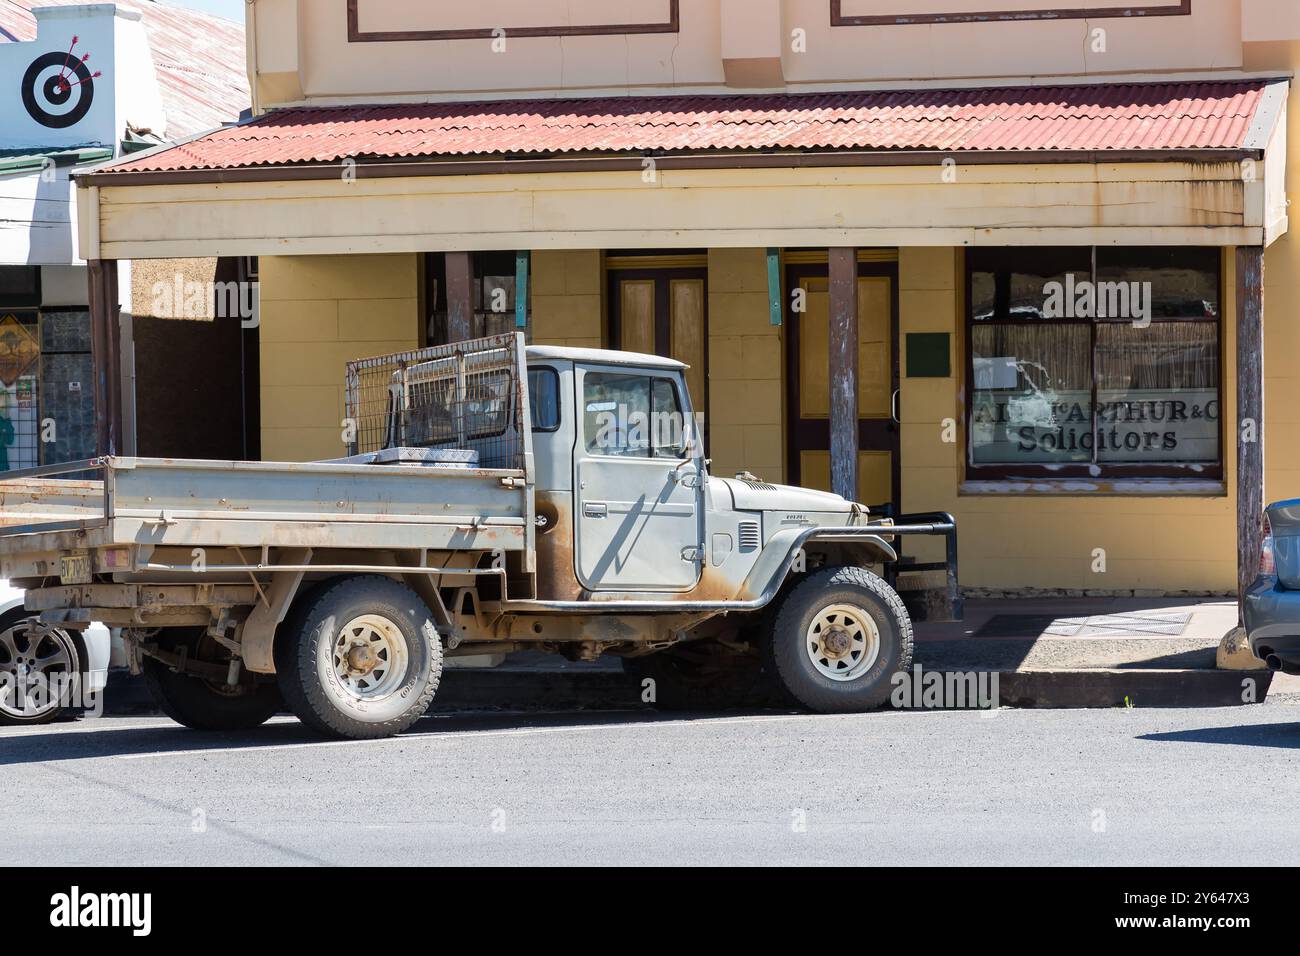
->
{"left": 142, "top": 629, "right": 283, "bottom": 731}
{"left": 765, "top": 565, "right": 911, "bottom": 713}
{"left": 276, "top": 576, "right": 442, "bottom": 740}
{"left": 0, "top": 610, "right": 88, "bottom": 726}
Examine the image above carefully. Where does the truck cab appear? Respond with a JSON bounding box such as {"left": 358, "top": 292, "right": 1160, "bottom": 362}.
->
{"left": 524, "top": 346, "right": 903, "bottom": 605}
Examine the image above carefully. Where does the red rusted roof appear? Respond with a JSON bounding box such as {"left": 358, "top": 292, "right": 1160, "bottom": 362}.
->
{"left": 103, "top": 80, "right": 1270, "bottom": 174}
{"left": 0, "top": 0, "right": 248, "bottom": 139}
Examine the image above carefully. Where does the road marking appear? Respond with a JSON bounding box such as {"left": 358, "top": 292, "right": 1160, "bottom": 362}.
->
{"left": 0, "top": 717, "right": 180, "bottom": 738}
{"left": 116, "top": 733, "right": 452, "bottom": 759}
{"left": 114, "top": 709, "right": 959, "bottom": 760}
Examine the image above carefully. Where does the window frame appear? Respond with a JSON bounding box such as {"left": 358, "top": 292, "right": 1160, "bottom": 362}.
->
{"left": 580, "top": 368, "right": 691, "bottom": 462}
{"left": 527, "top": 365, "right": 561, "bottom": 434}
{"left": 963, "top": 247, "right": 1225, "bottom": 482}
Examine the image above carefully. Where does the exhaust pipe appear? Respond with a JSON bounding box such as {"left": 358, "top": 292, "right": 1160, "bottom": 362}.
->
{"left": 1262, "top": 649, "right": 1300, "bottom": 675}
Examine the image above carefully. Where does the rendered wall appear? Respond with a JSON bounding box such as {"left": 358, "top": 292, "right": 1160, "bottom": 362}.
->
{"left": 706, "top": 249, "right": 786, "bottom": 484}
{"left": 530, "top": 250, "right": 604, "bottom": 349}
{"left": 258, "top": 254, "right": 419, "bottom": 462}
{"left": 254, "top": 0, "right": 1245, "bottom": 106}
{"left": 1246, "top": 39, "right": 1300, "bottom": 517}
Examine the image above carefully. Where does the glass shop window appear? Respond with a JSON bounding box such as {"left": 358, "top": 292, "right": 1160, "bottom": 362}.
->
{"left": 967, "top": 247, "right": 1222, "bottom": 480}
{"left": 425, "top": 252, "right": 530, "bottom": 343}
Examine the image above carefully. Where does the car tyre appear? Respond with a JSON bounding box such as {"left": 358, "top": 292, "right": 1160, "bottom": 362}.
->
{"left": 0, "top": 610, "right": 88, "bottom": 726}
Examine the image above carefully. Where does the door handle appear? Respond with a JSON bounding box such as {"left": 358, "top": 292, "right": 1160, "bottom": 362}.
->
{"left": 890, "top": 388, "right": 901, "bottom": 425}
{"left": 583, "top": 502, "right": 608, "bottom": 518}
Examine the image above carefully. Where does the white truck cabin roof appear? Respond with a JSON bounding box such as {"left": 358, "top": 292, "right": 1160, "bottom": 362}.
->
{"left": 525, "top": 345, "right": 688, "bottom": 372}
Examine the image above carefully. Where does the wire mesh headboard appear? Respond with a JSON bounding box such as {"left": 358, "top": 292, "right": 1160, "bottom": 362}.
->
{"left": 344, "top": 333, "right": 531, "bottom": 472}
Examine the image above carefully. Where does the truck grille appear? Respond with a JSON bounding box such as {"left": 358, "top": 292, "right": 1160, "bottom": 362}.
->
{"left": 738, "top": 521, "right": 761, "bottom": 552}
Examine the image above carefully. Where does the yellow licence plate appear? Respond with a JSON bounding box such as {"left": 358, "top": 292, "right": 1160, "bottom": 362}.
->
{"left": 59, "top": 552, "right": 92, "bottom": 585}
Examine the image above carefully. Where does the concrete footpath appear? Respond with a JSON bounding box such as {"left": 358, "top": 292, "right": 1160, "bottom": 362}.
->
{"left": 910, "top": 596, "right": 1269, "bottom": 708}
{"left": 99, "top": 596, "right": 1280, "bottom": 715}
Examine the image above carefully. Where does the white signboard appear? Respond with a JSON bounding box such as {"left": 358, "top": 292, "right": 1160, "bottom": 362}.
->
{"left": 972, "top": 388, "right": 1219, "bottom": 464}
{"left": 0, "top": 10, "right": 117, "bottom": 151}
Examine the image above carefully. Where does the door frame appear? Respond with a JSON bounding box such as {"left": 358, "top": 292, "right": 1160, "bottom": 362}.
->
{"left": 606, "top": 263, "right": 710, "bottom": 437}
{"left": 571, "top": 361, "right": 705, "bottom": 592}
{"left": 784, "top": 259, "right": 901, "bottom": 513}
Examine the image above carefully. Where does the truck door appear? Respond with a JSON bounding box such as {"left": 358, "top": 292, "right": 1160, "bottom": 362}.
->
{"left": 573, "top": 366, "right": 703, "bottom": 592}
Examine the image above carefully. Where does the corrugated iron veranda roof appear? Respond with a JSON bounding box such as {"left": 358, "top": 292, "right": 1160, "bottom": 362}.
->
{"left": 104, "top": 80, "right": 1272, "bottom": 175}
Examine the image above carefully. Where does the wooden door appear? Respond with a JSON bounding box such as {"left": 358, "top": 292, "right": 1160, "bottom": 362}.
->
{"left": 608, "top": 266, "right": 708, "bottom": 432}
{"left": 785, "top": 261, "right": 900, "bottom": 511}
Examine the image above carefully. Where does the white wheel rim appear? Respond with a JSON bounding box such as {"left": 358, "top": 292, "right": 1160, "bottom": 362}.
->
{"left": 0, "top": 622, "right": 75, "bottom": 718}
{"left": 805, "top": 604, "right": 880, "bottom": 682}
{"left": 331, "top": 614, "right": 409, "bottom": 702}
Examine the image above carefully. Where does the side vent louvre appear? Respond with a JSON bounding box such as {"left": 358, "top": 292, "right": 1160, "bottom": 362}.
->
{"left": 738, "top": 521, "right": 761, "bottom": 553}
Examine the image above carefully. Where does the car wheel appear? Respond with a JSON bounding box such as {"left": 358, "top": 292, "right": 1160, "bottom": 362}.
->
{"left": 276, "top": 576, "right": 442, "bottom": 740}
{"left": 0, "top": 610, "right": 86, "bottom": 726}
{"left": 765, "top": 565, "right": 912, "bottom": 713}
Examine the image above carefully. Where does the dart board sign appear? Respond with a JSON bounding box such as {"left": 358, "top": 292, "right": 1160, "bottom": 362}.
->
{"left": 21, "top": 46, "right": 99, "bottom": 130}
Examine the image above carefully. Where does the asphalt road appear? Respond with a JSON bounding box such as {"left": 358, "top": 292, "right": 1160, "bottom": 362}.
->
{"left": 5, "top": 698, "right": 1300, "bottom": 866}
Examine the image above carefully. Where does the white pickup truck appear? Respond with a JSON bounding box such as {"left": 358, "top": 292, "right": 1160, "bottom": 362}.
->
{"left": 0, "top": 333, "right": 959, "bottom": 739}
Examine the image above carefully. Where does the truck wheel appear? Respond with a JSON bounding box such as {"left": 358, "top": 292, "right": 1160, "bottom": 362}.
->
{"left": 765, "top": 565, "right": 912, "bottom": 713}
{"left": 0, "top": 611, "right": 87, "bottom": 726}
{"left": 276, "top": 576, "right": 442, "bottom": 740}
{"left": 142, "top": 630, "right": 283, "bottom": 731}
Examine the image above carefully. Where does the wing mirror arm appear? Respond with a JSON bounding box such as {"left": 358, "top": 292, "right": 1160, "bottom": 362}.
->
{"left": 670, "top": 460, "right": 703, "bottom": 489}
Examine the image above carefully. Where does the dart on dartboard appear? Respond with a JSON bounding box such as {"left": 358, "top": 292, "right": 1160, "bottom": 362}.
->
{"left": 58, "top": 35, "right": 81, "bottom": 81}
{"left": 58, "top": 71, "right": 101, "bottom": 92}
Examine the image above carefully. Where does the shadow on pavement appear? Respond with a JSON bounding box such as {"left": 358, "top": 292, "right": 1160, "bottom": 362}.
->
{"left": 0, "top": 708, "right": 785, "bottom": 766}
{"left": 1138, "top": 722, "right": 1300, "bottom": 749}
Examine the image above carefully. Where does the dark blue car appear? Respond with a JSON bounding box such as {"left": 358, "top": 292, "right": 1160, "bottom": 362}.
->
{"left": 1245, "top": 499, "right": 1300, "bottom": 674}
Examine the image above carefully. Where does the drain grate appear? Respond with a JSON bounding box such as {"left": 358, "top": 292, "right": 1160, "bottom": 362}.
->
{"left": 975, "top": 611, "right": 1192, "bottom": 639}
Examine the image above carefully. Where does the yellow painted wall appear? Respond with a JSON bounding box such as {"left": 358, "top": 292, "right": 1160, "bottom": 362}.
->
{"left": 707, "top": 249, "right": 786, "bottom": 483}
{"left": 259, "top": 254, "right": 419, "bottom": 461}
{"left": 897, "top": 248, "right": 962, "bottom": 571}
{"left": 530, "top": 250, "right": 604, "bottom": 349}
{"left": 1246, "top": 40, "right": 1300, "bottom": 509}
